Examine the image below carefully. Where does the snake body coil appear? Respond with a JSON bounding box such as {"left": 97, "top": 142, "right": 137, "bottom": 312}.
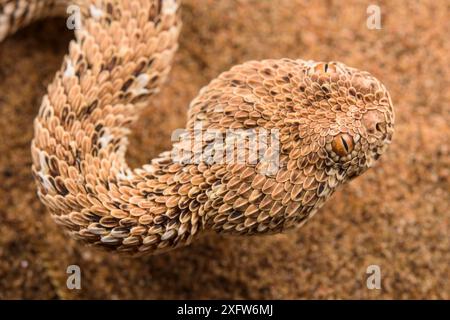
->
{"left": 0, "top": 0, "right": 394, "bottom": 255}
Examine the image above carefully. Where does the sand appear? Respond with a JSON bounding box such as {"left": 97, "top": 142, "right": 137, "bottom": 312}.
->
{"left": 0, "top": 0, "right": 448, "bottom": 299}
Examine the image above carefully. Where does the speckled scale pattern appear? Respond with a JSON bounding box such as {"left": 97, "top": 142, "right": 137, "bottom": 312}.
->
{"left": 0, "top": 0, "right": 394, "bottom": 256}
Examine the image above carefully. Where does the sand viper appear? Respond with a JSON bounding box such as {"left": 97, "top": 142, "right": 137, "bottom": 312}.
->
{"left": 0, "top": 0, "right": 394, "bottom": 255}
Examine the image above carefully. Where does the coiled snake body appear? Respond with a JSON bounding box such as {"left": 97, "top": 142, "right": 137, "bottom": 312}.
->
{"left": 0, "top": 0, "right": 394, "bottom": 255}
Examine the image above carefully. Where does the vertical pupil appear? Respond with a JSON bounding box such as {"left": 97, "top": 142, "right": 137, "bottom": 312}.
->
{"left": 331, "top": 133, "right": 354, "bottom": 157}
{"left": 340, "top": 136, "right": 349, "bottom": 152}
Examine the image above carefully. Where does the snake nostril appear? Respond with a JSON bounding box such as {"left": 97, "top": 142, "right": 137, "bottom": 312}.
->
{"left": 363, "top": 110, "right": 385, "bottom": 135}
{"left": 375, "top": 122, "right": 386, "bottom": 133}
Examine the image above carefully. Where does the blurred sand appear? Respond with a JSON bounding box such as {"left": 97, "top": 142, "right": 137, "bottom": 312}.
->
{"left": 0, "top": 0, "right": 448, "bottom": 299}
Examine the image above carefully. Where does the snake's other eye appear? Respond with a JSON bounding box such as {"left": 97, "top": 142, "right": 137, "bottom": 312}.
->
{"left": 331, "top": 133, "right": 354, "bottom": 157}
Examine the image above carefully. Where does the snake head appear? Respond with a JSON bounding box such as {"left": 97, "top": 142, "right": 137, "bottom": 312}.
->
{"left": 300, "top": 60, "right": 395, "bottom": 182}
{"left": 188, "top": 59, "right": 395, "bottom": 234}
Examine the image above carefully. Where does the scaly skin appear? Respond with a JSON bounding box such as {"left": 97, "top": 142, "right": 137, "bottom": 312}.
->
{"left": 0, "top": 0, "right": 394, "bottom": 256}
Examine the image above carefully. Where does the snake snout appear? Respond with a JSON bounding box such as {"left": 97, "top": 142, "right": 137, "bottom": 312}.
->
{"left": 363, "top": 110, "right": 387, "bottom": 137}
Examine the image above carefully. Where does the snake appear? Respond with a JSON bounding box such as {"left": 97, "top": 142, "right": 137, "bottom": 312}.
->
{"left": 0, "top": 0, "right": 394, "bottom": 256}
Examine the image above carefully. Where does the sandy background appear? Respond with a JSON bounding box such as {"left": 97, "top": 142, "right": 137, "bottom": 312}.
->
{"left": 0, "top": 0, "right": 448, "bottom": 299}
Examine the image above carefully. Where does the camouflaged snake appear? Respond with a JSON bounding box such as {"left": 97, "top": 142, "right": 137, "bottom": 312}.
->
{"left": 0, "top": 0, "right": 394, "bottom": 255}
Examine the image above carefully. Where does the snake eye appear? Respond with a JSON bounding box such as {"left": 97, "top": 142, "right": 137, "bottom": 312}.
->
{"left": 331, "top": 133, "right": 354, "bottom": 157}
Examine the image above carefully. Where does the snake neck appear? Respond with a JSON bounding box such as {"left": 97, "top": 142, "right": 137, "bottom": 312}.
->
{"left": 20, "top": 0, "right": 185, "bottom": 254}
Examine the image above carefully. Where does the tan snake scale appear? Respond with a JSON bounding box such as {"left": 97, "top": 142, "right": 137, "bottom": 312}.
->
{"left": 0, "top": 0, "right": 394, "bottom": 256}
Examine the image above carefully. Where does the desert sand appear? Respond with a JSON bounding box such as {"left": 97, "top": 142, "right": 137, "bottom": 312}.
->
{"left": 0, "top": 0, "right": 448, "bottom": 299}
